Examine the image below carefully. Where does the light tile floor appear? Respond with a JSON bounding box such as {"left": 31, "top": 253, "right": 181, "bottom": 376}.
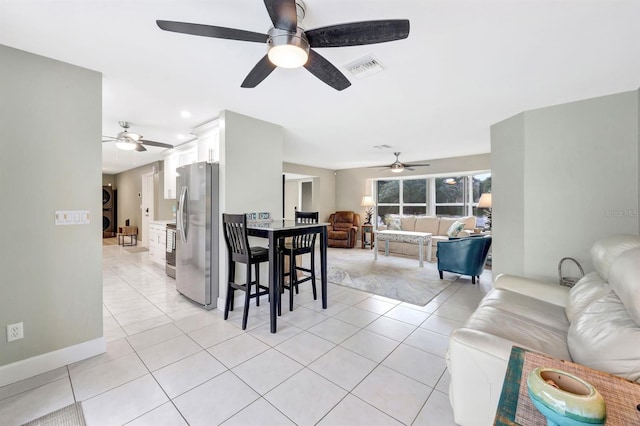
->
{"left": 0, "top": 243, "right": 493, "bottom": 425}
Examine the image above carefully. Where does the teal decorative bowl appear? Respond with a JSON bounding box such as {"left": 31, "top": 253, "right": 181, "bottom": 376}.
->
{"left": 527, "top": 367, "right": 606, "bottom": 426}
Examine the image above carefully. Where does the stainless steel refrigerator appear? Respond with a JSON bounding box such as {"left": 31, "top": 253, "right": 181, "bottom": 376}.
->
{"left": 176, "top": 161, "right": 219, "bottom": 310}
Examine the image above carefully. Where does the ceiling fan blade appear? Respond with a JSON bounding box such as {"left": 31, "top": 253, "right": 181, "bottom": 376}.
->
{"left": 102, "top": 137, "right": 116, "bottom": 142}
{"left": 263, "top": 0, "right": 297, "bottom": 32}
{"left": 306, "top": 19, "right": 410, "bottom": 48}
{"left": 140, "top": 139, "right": 174, "bottom": 149}
{"left": 304, "top": 49, "right": 351, "bottom": 91}
{"left": 156, "top": 20, "right": 268, "bottom": 43}
{"left": 241, "top": 55, "right": 277, "bottom": 88}
{"left": 135, "top": 143, "right": 147, "bottom": 152}
{"left": 404, "top": 163, "right": 430, "bottom": 167}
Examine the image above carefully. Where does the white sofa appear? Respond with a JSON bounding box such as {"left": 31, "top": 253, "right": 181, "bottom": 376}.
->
{"left": 447, "top": 234, "right": 640, "bottom": 426}
{"left": 377, "top": 215, "right": 477, "bottom": 260}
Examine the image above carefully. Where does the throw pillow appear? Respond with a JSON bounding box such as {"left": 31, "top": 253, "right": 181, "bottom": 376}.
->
{"left": 446, "top": 220, "right": 465, "bottom": 237}
{"left": 384, "top": 216, "right": 402, "bottom": 230}
{"left": 388, "top": 218, "right": 402, "bottom": 230}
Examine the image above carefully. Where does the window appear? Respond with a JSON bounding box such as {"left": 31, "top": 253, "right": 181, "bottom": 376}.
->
{"left": 435, "top": 176, "right": 465, "bottom": 216}
{"left": 376, "top": 180, "right": 399, "bottom": 218}
{"left": 376, "top": 179, "right": 427, "bottom": 219}
{"left": 472, "top": 173, "right": 492, "bottom": 226}
{"left": 403, "top": 180, "right": 427, "bottom": 215}
{"left": 374, "top": 172, "right": 491, "bottom": 222}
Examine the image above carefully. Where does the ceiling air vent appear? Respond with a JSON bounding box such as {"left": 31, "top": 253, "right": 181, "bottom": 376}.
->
{"left": 344, "top": 55, "right": 384, "bottom": 79}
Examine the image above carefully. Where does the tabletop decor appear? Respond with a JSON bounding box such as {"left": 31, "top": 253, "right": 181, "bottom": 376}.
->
{"left": 527, "top": 367, "right": 606, "bottom": 426}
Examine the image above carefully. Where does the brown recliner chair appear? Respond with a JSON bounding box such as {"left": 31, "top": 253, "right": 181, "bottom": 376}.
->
{"left": 328, "top": 211, "right": 360, "bottom": 248}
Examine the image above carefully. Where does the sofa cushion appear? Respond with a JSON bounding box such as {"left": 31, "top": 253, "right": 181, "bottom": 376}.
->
{"left": 400, "top": 215, "right": 416, "bottom": 231}
{"left": 414, "top": 216, "right": 439, "bottom": 234}
{"left": 461, "top": 289, "right": 571, "bottom": 361}
{"left": 565, "top": 272, "right": 611, "bottom": 322}
{"left": 438, "top": 217, "right": 459, "bottom": 236}
{"left": 608, "top": 247, "right": 640, "bottom": 324}
{"left": 590, "top": 234, "right": 640, "bottom": 280}
{"left": 438, "top": 216, "right": 476, "bottom": 236}
{"left": 568, "top": 292, "right": 640, "bottom": 383}
{"left": 446, "top": 220, "right": 465, "bottom": 237}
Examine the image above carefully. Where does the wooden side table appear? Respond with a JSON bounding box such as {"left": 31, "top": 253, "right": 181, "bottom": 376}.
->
{"left": 361, "top": 224, "right": 374, "bottom": 249}
{"left": 117, "top": 226, "right": 138, "bottom": 246}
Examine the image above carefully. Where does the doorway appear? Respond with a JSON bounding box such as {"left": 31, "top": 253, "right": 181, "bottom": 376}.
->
{"left": 141, "top": 172, "right": 155, "bottom": 247}
{"left": 283, "top": 173, "right": 315, "bottom": 218}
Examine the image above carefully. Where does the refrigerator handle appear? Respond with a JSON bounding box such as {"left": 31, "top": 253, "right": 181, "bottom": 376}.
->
{"left": 178, "top": 185, "right": 188, "bottom": 242}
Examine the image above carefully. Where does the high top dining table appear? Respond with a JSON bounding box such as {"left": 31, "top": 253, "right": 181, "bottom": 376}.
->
{"left": 247, "top": 220, "right": 329, "bottom": 333}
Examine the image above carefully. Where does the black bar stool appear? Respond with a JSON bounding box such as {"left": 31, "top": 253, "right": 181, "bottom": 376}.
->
{"left": 280, "top": 211, "right": 319, "bottom": 312}
{"left": 222, "top": 213, "right": 270, "bottom": 330}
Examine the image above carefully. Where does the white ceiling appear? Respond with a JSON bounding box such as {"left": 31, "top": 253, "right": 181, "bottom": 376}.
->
{"left": 2, "top": 1, "right": 639, "bottom": 174}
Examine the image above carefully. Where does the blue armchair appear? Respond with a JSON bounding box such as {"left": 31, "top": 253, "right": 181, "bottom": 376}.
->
{"left": 436, "top": 235, "right": 492, "bottom": 284}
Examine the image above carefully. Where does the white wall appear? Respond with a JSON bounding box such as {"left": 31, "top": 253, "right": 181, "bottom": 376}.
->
{"left": 218, "top": 110, "right": 283, "bottom": 308}
{"left": 492, "top": 90, "right": 640, "bottom": 281}
{"left": 0, "top": 45, "right": 103, "bottom": 383}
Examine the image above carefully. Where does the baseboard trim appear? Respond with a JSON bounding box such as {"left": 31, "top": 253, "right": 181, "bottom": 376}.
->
{"left": 0, "top": 337, "right": 106, "bottom": 387}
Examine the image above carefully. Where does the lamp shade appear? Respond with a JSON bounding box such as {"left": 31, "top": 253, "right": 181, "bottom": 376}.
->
{"left": 361, "top": 196, "right": 375, "bottom": 207}
{"left": 477, "top": 193, "right": 492, "bottom": 209}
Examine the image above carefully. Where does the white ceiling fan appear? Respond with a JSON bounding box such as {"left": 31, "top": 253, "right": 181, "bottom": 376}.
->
{"left": 371, "top": 152, "right": 430, "bottom": 173}
{"left": 102, "top": 121, "right": 174, "bottom": 152}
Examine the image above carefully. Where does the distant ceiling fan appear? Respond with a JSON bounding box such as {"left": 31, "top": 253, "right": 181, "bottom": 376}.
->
{"left": 102, "top": 122, "right": 174, "bottom": 152}
{"left": 156, "top": 0, "right": 410, "bottom": 91}
{"left": 372, "top": 152, "right": 430, "bottom": 173}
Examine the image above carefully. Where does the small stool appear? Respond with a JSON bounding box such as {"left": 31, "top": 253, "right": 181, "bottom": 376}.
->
{"left": 118, "top": 226, "right": 138, "bottom": 246}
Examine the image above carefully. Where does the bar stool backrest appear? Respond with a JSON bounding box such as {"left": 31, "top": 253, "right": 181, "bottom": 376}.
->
{"left": 293, "top": 211, "right": 319, "bottom": 249}
{"left": 222, "top": 213, "right": 251, "bottom": 263}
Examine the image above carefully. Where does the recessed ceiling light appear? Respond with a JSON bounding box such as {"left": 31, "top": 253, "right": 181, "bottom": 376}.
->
{"left": 181, "top": 111, "right": 191, "bottom": 118}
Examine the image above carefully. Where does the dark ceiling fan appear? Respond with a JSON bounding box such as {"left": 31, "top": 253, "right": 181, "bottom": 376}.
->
{"left": 156, "top": 0, "right": 410, "bottom": 91}
{"left": 102, "top": 122, "right": 174, "bottom": 152}
{"left": 372, "top": 152, "right": 430, "bottom": 173}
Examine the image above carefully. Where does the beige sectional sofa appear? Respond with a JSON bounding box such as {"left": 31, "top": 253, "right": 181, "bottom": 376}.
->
{"left": 377, "top": 215, "right": 477, "bottom": 260}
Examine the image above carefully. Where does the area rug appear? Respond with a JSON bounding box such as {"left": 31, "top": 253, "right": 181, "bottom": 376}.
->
{"left": 124, "top": 246, "right": 148, "bottom": 254}
{"left": 320, "top": 248, "right": 454, "bottom": 306}
{"left": 23, "top": 402, "right": 85, "bottom": 426}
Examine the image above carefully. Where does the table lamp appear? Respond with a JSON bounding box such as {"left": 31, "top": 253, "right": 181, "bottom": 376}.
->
{"left": 361, "top": 195, "right": 375, "bottom": 225}
{"left": 477, "top": 193, "right": 492, "bottom": 230}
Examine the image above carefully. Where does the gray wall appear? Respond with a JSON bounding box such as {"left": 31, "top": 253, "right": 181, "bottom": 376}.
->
{"left": 0, "top": 45, "right": 103, "bottom": 368}
{"left": 218, "top": 110, "right": 283, "bottom": 308}
{"left": 335, "top": 154, "right": 491, "bottom": 238}
{"left": 111, "top": 162, "right": 175, "bottom": 231}
{"left": 492, "top": 90, "right": 640, "bottom": 281}
{"left": 283, "top": 162, "right": 337, "bottom": 222}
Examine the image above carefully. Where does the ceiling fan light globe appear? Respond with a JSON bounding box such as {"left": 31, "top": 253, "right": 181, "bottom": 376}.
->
{"left": 390, "top": 164, "right": 404, "bottom": 173}
{"left": 267, "top": 28, "right": 309, "bottom": 68}
{"left": 115, "top": 140, "right": 136, "bottom": 151}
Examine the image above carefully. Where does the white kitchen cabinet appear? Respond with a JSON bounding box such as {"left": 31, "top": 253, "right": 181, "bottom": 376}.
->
{"left": 149, "top": 221, "right": 171, "bottom": 266}
{"left": 164, "top": 141, "right": 197, "bottom": 200}
{"left": 164, "top": 153, "right": 179, "bottom": 200}
{"left": 197, "top": 126, "right": 219, "bottom": 163}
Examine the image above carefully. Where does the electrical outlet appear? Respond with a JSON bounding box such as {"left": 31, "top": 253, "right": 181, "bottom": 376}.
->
{"left": 7, "top": 322, "right": 23, "bottom": 342}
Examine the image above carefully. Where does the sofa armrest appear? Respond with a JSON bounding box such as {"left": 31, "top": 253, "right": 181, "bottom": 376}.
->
{"left": 458, "top": 230, "right": 472, "bottom": 238}
{"left": 494, "top": 274, "right": 570, "bottom": 308}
